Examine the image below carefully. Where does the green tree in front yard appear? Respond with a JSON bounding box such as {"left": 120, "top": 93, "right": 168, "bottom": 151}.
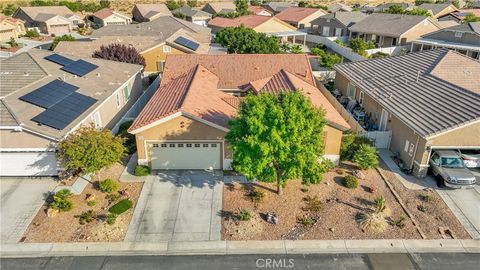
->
{"left": 353, "top": 144, "right": 379, "bottom": 170}
{"left": 57, "top": 125, "right": 125, "bottom": 175}
{"left": 350, "top": 38, "right": 375, "bottom": 57}
{"left": 215, "top": 25, "right": 281, "bottom": 54}
{"left": 226, "top": 92, "right": 330, "bottom": 195}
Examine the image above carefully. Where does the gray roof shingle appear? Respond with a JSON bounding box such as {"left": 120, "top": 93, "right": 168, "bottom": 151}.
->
{"left": 334, "top": 49, "right": 480, "bottom": 138}
{"left": 0, "top": 53, "right": 47, "bottom": 97}
{"left": 312, "top": 12, "right": 368, "bottom": 28}
{"left": 348, "top": 13, "right": 429, "bottom": 37}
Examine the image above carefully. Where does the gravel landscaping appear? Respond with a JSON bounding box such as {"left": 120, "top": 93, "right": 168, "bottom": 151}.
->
{"left": 22, "top": 162, "right": 143, "bottom": 243}
{"left": 222, "top": 162, "right": 470, "bottom": 240}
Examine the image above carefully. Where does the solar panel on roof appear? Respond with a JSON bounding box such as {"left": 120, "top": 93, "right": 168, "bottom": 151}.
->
{"left": 32, "top": 92, "right": 97, "bottom": 130}
{"left": 19, "top": 80, "right": 79, "bottom": 109}
{"left": 44, "top": 54, "right": 75, "bottom": 66}
{"left": 174, "top": 36, "right": 200, "bottom": 51}
{"left": 61, "top": 60, "right": 98, "bottom": 77}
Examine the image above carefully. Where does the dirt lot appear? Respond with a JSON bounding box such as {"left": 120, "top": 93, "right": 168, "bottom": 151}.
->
{"left": 22, "top": 162, "right": 143, "bottom": 243}
{"left": 222, "top": 162, "right": 470, "bottom": 240}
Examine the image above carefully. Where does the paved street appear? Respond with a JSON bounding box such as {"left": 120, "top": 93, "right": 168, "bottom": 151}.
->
{"left": 125, "top": 170, "right": 223, "bottom": 242}
{"left": 0, "top": 178, "right": 58, "bottom": 244}
{"left": 2, "top": 253, "right": 479, "bottom": 270}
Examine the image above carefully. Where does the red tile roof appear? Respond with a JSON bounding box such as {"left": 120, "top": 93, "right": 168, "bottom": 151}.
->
{"left": 129, "top": 54, "right": 350, "bottom": 133}
{"left": 92, "top": 8, "right": 115, "bottom": 20}
{"left": 275, "top": 7, "right": 325, "bottom": 24}
{"left": 248, "top": 6, "right": 272, "bottom": 16}
{"left": 208, "top": 15, "right": 272, "bottom": 29}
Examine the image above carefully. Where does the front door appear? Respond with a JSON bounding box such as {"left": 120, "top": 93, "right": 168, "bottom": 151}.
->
{"left": 379, "top": 109, "right": 389, "bottom": 131}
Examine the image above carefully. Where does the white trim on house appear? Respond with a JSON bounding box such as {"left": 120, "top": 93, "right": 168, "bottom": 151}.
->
{"left": 129, "top": 111, "right": 229, "bottom": 134}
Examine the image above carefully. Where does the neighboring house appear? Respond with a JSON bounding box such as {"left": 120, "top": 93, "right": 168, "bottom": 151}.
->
{"left": 348, "top": 13, "right": 441, "bottom": 47}
{"left": 248, "top": 5, "right": 273, "bottom": 16}
{"left": 92, "top": 8, "right": 131, "bottom": 27}
{"left": 172, "top": 6, "right": 212, "bottom": 26}
{"left": 411, "top": 22, "right": 480, "bottom": 59}
{"left": 0, "top": 15, "right": 25, "bottom": 41}
{"left": 439, "top": 9, "right": 480, "bottom": 23}
{"left": 55, "top": 30, "right": 210, "bottom": 73}
{"left": 208, "top": 15, "right": 296, "bottom": 34}
{"left": 334, "top": 49, "right": 480, "bottom": 178}
{"left": 0, "top": 49, "right": 143, "bottom": 176}
{"left": 12, "top": 6, "right": 83, "bottom": 35}
{"left": 132, "top": 4, "right": 172, "bottom": 22}
{"left": 418, "top": 3, "right": 458, "bottom": 19}
{"left": 262, "top": 2, "right": 297, "bottom": 14}
{"left": 202, "top": 1, "right": 236, "bottom": 14}
{"left": 310, "top": 11, "right": 368, "bottom": 37}
{"left": 369, "top": 2, "right": 412, "bottom": 13}
{"left": 275, "top": 7, "right": 327, "bottom": 29}
{"left": 327, "top": 3, "right": 352, "bottom": 13}
{"left": 128, "top": 54, "right": 350, "bottom": 170}
{"left": 90, "top": 16, "right": 211, "bottom": 72}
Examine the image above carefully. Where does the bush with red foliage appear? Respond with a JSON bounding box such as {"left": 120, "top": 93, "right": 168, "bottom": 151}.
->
{"left": 92, "top": 43, "right": 146, "bottom": 68}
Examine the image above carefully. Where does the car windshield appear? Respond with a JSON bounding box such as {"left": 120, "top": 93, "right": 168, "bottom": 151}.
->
{"left": 441, "top": 157, "right": 465, "bottom": 168}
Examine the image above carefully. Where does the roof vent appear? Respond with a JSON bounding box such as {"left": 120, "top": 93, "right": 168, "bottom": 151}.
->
{"left": 23, "top": 72, "right": 29, "bottom": 76}
{"left": 415, "top": 70, "right": 421, "bottom": 82}
{"left": 254, "top": 67, "right": 260, "bottom": 70}
{"left": 96, "top": 73, "right": 101, "bottom": 77}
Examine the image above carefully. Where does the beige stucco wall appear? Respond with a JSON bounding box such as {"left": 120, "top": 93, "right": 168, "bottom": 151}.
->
{"left": 254, "top": 18, "right": 296, "bottom": 33}
{"left": 298, "top": 10, "right": 326, "bottom": 28}
{"left": 0, "top": 129, "right": 55, "bottom": 148}
{"left": 324, "top": 125, "right": 342, "bottom": 156}
{"left": 134, "top": 115, "right": 228, "bottom": 163}
{"left": 401, "top": 19, "right": 440, "bottom": 44}
{"left": 142, "top": 44, "right": 187, "bottom": 73}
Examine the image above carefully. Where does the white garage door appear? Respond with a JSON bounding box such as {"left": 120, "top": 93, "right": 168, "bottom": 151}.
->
{"left": 0, "top": 151, "right": 58, "bottom": 176}
{"left": 151, "top": 142, "right": 221, "bottom": 170}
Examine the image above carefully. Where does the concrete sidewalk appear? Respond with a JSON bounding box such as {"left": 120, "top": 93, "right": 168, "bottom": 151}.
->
{"left": 0, "top": 239, "right": 478, "bottom": 258}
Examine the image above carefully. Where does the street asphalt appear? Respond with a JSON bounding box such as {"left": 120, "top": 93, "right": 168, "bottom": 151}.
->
{"left": 1, "top": 253, "right": 479, "bottom": 270}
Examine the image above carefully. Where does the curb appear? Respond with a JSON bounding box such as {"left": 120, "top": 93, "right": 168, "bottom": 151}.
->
{"left": 1, "top": 239, "right": 479, "bottom": 258}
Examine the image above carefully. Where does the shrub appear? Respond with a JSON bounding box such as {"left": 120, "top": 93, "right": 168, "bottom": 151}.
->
{"left": 51, "top": 34, "right": 75, "bottom": 50}
{"left": 87, "top": 200, "right": 96, "bottom": 207}
{"left": 353, "top": 144, "right": 379, "bottom": 170}
{"left": 244, "top": 186, "right": 266, "bottom": 208}
{"left": 134, "top": 165, "right": 151, "bottom": 176}
{"left": 374, "top": 196, "right": 386, "bottom": 214}
{"left": 25, "top": 29, "right": 40, "bottom": 38}
{"left": 357, "top": 212, "right": 387, "bottom": 233}
{"left": 340, "top": 133, "right": 374, "bottom": 161}
{"left": 300, "top": 185, "right": 310, "bottom": 193}
{"left": 350, "top": 38, "right": 375, "bottom": 56}
{"left": 92, "top": 43, "right": 146, "bottom": 67}
{"left": 109, "top": 199, "right": 133, "bottom": 215}
{"left": 76, "top": 210, "right": 96, "bottom": 225}
{"left": 423, "top": 194, "right": 433, "bottom": 203}
{"left": 116, "top": 120, "right": 136, "bottom": 155}
{"left": 106, "top": 213, "right": 117, "bottom": 225}
{"left": 50, "top": 189, "right": 73, "bottom": 211}
{"left": 302, "top": 195, "right": 322, "bottom": 212}
{"left": 394, "top": 216, "right": 405, "bottom": 229}
{"left": 343, "top": 175, "right": 358, "bottom": 189}
{"left": 370, "top": 52, "right": 389, "bottom": 59}
{"left": 99, "top": 178, "right": 119, "bottom": 193}
{"left": 237, "top": 209, "right": 251, "bottom": 221}
{"left": 7, "top": 37, "right": 18, "bottom": 48}
{"left": 297, "top": 216, "right": 314, "bottom": 226}
{"left": 106, "top": 193, "right": 121, "bottom": 204}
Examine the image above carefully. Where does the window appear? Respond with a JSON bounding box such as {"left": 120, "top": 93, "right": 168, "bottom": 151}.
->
{"left": 169, "top": 144, "right": 175, "bottom": 147}
{"left": 404, "top": 140, "right": 410, "bottom": 153}
{"left": 178, "top": 143, "right": 184, "bottom": 147}
{"left": 194, "top": 144, "right": 200, "bottom": 147}
{"left": 153, "top": 144, "right": 159, "bottom": 147}
{"left": 163, "top": 45, "right": 171, "bottom": 53}
{"left": 298, "top": 23, "right": 305, "bottom": 29}
{"left": 322, "top": 26, "right": 330, "bottom": 36}
{"left": 116, "top": 93, "right": 120, "bottom": 107}
{"left": 156, "top": 60, "right": 165, "bottom": 72}
{"left": 408, "top": 143, "right": 415, "bottom": 157}
{"left": 203, "top": 144, "right": 209, "bottom": 147}
{"left": 334, "top": 28, "right": 342, "bottom": 37}
{"left": 211, "top": 144, "right": 217, "bottom": 147}
{"left": 454, "top": 31, "right": 463, "bottom": 38}
{"left": 186, "top": 143, "right": 192, "bottom": 147}
{"left": 347, "top": 82, "right": 356, "bottom": 98}
{"left": 92, "top": 111, "right": 102, "bottom": 128}
{"left": 431, "top": 153, "right": 440, "bottom": 165}
{"left": 123, "top": 85, "right": 130, "bottom": 102}
{"left": 160, "top": 144, "right": 167, "bottom": 147}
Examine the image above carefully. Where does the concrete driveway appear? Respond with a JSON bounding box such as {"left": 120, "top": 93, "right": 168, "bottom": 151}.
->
{"left": 0, "top": 178, "right": 58, "bottom": 243}
{"left": 125, "top": 170, "right": 223, "bottom": 242}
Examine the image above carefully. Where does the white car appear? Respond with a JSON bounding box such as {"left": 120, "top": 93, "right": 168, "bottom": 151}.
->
{"left": 458, "top": 149, "right": 480, "bottom": 168}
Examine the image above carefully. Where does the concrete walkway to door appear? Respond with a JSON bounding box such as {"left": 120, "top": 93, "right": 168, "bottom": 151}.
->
{"left": 125, "top": 170, "right": 223, "bottom": 242}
